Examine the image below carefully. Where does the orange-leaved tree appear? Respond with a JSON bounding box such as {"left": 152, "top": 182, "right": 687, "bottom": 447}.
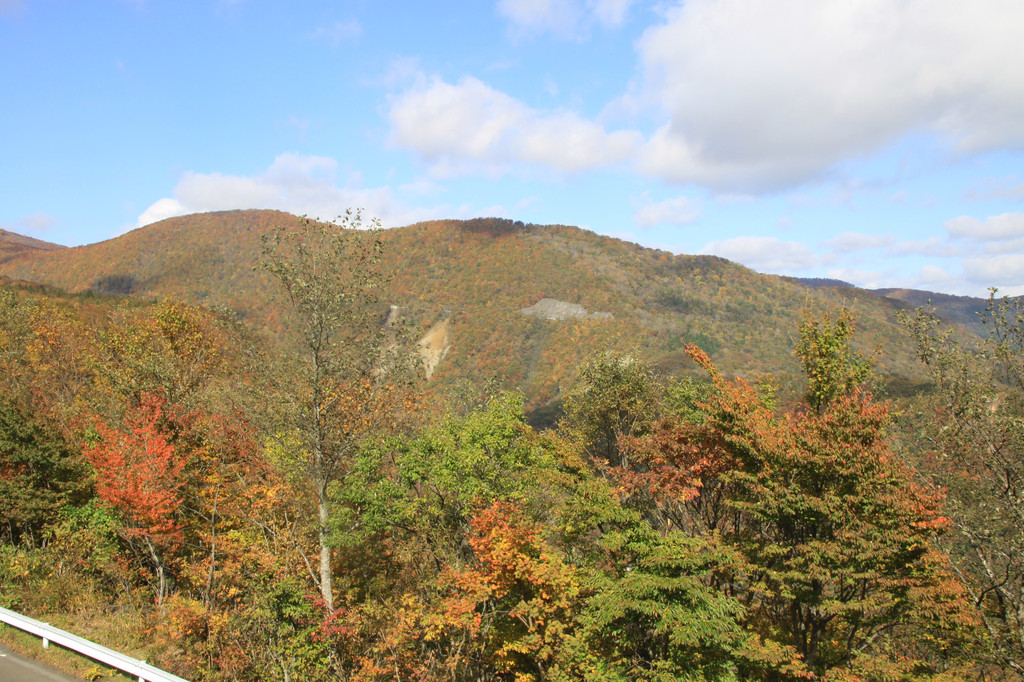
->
{"left": 433, "top": 501, "right": 579, "bottom": 681}
{"left": 85, "top": 392, "right": 194, "bottom": 605}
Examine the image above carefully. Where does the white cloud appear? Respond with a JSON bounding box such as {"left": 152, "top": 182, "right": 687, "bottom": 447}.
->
{"left": 824, "top": 267, "right": 895, "bottom": 290}
{"left": 916, "top": 265, "right": 956, "bottom": 288}
{"left": 135, "top": 199, "right": 187, "bottom": 229}
{"left": 715, "top": 193, "right": 755, "bottom": 205}
{"left": 825, "top": 231, "right": 894, "bottom": 253}
{"left": 981, "top": 237, "right": 1024, "bottom": 255}
{"left": 945, "top": 213, "right": 1024, "bottom": 241}
{"left": 497, "top": 0, "right": 582, "bottom": 38}
{"left": 312, "top": 19, "right": 362, "bottom": 45}
{"left": 822, "top": 265, "right": 957, "bottom": 293}
{"left": 963, "top": 253, "right": 1024, "bottom": 287}
{"left": 637, "top": 124, "right": 821, "bottom": 191}
{"left": 830, "top": 259, "right": 1023, "bottom": 297}
{"left": 1, "top": 213, "right": 57, "bottom": 236}
{"left": 965, "top": 177, "right": 1024, "bottom": 200}
{"left": 18, "top": 212, "right": 56, "bottom": 234}
{"left": 889, "top": 237, "right": 963, "bottom": 258}
{"left": 496, "top": 0, "right": 634, "bottom": 37}
{"left": 588, "top": 0, "right": 634, "bottom": 28}
{"left": 390, "top": 1, "right": 1024, "bottom": 192}
{"left": 631, "top": 0, "right": 1024, "bottom": 191}
{"left": 397, "top": 178, "right": 444, "bottom": 197}
{"left": 135, "top": 153, "right": 452, "bottom": 231}
{"left": 388, "top": 76, "right": 641, "bottom": 176}
{"left": 632, "top": 194, "right": 697, "bottom": 227}
{"left": 377, "top": 57, "right": 423, "bottom": 90}
{"left": 698, "top": 235, "right": 821, "bottom": 272}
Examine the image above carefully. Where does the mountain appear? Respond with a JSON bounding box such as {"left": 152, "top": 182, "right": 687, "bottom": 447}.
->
{"left": 871, "top": 287, "right": 998, "bottom": 335}
{"left": 0, "top": 210, "right": 950, "bottom": 409}
{"left": 791, "top": 276, "right": 998, "bottom": 336}
{"left": 790, "top": 277, "right": 856, "bottom": 289}
{"left": 0, "top": 228, "right": 65, "bottom": 265}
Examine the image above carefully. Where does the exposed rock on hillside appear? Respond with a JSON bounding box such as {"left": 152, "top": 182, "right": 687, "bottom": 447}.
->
{"left": 519, "top": 298, "right": 613, "bottom": 321}
{"left": 418, "top": 317, "right": 451, "bottom": 380}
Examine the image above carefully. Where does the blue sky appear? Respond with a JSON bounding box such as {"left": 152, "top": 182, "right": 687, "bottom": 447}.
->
{"left": 3, "top": 0, "right": 1024, "bottom": 296}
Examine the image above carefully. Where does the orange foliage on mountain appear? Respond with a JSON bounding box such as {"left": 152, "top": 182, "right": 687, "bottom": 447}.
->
{"left": 0, "top": 210, "right": 938, "bottom": 412}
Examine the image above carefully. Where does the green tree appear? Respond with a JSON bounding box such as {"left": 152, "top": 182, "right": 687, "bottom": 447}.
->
{"left": 0, "top": 286, "right": 97, "bottom": 433}
{"left": 0, "top": 399, "right": 90, "bottom": 547}
{"left": 322, "top": 393, "right": 570, "bottom": 679}
{"left": 332, "top": 392, "right": 556, "bottom": 587}
{"left": 794, "top": 309, "right": 875, "bottom": 413}
{"left": 565, "top": 526, "right": 761, "bottom": 681}
{"left": 561, "top": 351, "right": 663, "bottom": 469}
{"left": 96, "top": 299, "right": 234, "bottom": 412}
{"left": 0, "top": 287, "right": 93, "bottom": 547}
{"left": 613, "top": 314, "right": 975, "bottom": 677}
{"left": 699, "top": 316, "right": 971, "bottom": 676}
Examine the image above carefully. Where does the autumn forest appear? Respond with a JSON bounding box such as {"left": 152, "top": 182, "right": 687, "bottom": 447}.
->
{"left": 1, "top": 211, "right": 1022, "bottom": 680}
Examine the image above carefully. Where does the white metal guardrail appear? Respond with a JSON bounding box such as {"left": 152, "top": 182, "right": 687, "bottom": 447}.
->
{"left": 0, "top": 605, "right": 188, "bottom": 682}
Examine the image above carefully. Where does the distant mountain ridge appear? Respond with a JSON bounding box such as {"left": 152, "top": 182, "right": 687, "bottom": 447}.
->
{"left": 0, "top": 228, "right": 65, "bottom": 264}
{"left": 791, "top": 276, "right": 997, "bottom": 335}
{"left": 789, "top": 276, "right": 856, "bottom": 289}
{"left": 0, "top": 210, "right": 967, "bottom": 406}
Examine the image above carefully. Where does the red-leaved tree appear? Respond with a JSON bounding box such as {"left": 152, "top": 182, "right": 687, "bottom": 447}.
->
{"left": 85, "top": 392, "right": 193, "bottom": 605}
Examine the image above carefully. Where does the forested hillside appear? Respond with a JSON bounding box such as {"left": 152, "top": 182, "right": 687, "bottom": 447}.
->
{"left": 2, "top": 213, "right": 1021, "bottom": 679}
{"left": 0, "top": 210, "right": 946, "bottom": 410}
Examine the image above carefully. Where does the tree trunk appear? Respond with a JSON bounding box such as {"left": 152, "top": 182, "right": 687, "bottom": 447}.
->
{"left": 318, "top": 481, "right": 334, "bottom": 611}
{"left": 144, "top": 535, "right": 168, "bottom": 607}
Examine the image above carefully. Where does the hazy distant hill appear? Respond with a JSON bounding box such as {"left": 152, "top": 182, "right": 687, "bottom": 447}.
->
{"left": 0, "top": 210, "right": 948, "bottom": 407}
{"left": 871, "top": 287, "right": 996, "bottom": 335}
{"left": 0, "top": 228, "right": 65, "bottom": 265}
{"left": 792, "top": 276, "right": 995, "bottom": 336}
{"left": 790, "top": 276, "right": 856, "bottom": 289}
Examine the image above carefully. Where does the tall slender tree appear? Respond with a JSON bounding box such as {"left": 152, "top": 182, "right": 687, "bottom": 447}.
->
{"left": 258, "top": 211, "right": 403, "bottom": 611}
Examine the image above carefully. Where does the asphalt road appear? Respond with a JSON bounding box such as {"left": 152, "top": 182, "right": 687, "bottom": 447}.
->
{"left": 0, "top": 641, "right": 83, "bottom": 681}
